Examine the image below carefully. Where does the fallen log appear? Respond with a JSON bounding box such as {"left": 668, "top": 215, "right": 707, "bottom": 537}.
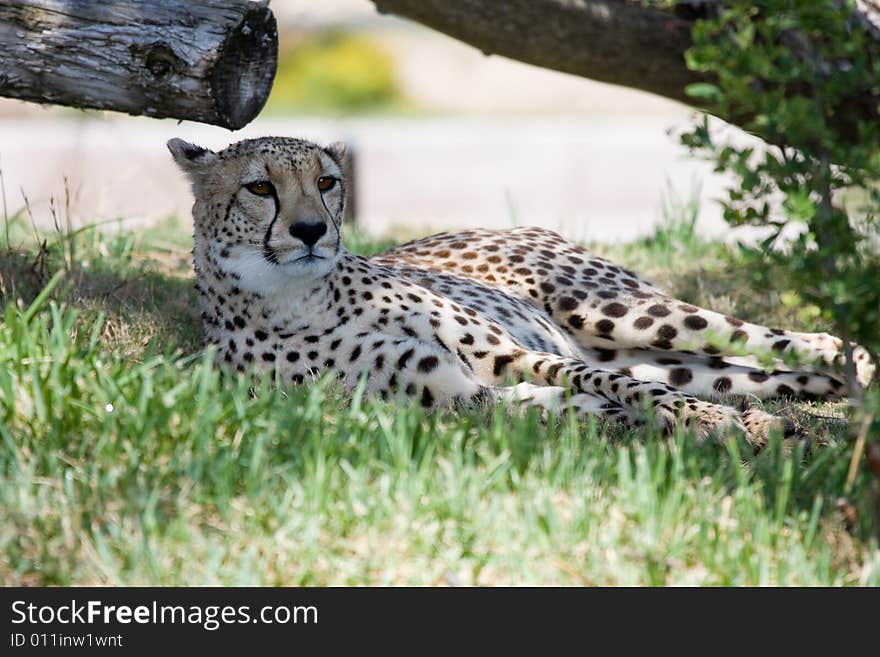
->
{"left": 0, "top": 0, "right": 277, "bottom": 129}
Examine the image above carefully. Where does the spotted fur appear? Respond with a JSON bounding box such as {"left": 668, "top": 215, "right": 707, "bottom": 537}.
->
{"left": 169, "top": 136, "right": 875, "bottom": 449}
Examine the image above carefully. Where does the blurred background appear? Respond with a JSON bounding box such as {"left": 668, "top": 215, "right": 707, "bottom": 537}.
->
{"left": 0, "top": 0, "right": 747, "bottom": 242}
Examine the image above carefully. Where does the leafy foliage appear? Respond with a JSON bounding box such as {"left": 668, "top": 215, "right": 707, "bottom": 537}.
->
{"left": 682, "top": 0, "right": 880, "bottom": 356}
{"left": 682, "top": 0, "right": 880, "bottom": 515}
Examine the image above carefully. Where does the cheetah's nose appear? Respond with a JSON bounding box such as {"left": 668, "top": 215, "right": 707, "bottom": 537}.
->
{"left": 289, "top": 221, "right": 328, "bottom": 247}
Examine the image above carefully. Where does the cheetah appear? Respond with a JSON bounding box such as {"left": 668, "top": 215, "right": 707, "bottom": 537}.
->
{"left": 168, "top": 136, "right": 874, "bottom": 449}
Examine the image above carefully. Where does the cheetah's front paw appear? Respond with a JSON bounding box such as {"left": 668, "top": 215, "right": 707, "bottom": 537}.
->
{"left": 741, "top": 407, "right": 810, "bottom": 455}
{"left": 658, "top": 398, "right": 805, "bottom": 453}
{"left": 672, "top": 398, "right": 746, "bottom": 442}
{"left": 644, "top": 396, "right": 743, "bottom": 440}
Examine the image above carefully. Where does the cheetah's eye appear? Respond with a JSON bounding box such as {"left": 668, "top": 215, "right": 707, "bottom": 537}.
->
{"left": 317, "top": 176, "right": 337, "bottom": 192}
{"left": 244, "top": 180, "right": 273, "bottom": 196}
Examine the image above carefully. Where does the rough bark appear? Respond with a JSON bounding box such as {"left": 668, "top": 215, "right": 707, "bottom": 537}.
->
{"left": 372, "top": 0, "right": 880, "bottom": 142}
{"left": 0, "top": 0, "right": 278, "bottom": 130}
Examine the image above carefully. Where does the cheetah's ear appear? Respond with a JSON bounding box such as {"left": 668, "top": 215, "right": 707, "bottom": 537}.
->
{"left": 167, "top": 138, "right": 217, "bottom": 177}
{"left": 324, "top": 141, "right": 347, "bottom": 165}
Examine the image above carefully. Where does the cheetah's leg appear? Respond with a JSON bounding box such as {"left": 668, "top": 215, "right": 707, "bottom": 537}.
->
{"left": 354, "top": 335, "right": 798, "bottom": 448}
{"left": 334, "top": 336, "right": 633, "bottom": 428}
{"left": 355, "top": 332, "right": 751, "bottom": 436}
{"left": 494, "top": 382, "right": 640, "bottom": 426}
{"left": 489, "top": 349, "right": 795, "bottom": 447}
{"left": 579, "top": 347, "right": 847, "bottom": 400}
{"left": 344, "top": 338, "right": 643, "bottom": 429}
{"left": 302, "top": 335, "right": 486, "bottom": 409}
{"left": 549, "top": 290, "right": 874, "bottom": 391}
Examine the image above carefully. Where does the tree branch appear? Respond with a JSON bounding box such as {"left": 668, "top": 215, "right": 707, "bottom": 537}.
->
{"left": 373, "top": 0, "right": 704, "bottom": 105}
{"left": 371, "top": 0, "right": 880, "bottom": 142}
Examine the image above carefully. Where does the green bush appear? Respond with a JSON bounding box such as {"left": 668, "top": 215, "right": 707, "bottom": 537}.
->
{"left": 682, "top": 0, "right": 880, "bottom": 508}
{"left": 266, "top": 32, "right": 402, "bottom": 114}
{"left": 683, "top": 0, "right": 880, "bottom": 354}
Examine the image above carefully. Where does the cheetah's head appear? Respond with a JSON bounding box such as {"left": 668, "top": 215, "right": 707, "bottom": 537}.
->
{"left": 168, "top": 136, "right": 346, "bottom": 293}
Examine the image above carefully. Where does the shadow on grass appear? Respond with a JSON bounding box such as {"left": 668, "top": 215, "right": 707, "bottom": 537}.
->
{"left": 0, "top": 223, "right": 405, "bottom": 360}
{"left": 1, "top": 246, "right": 200, "bottom": 358}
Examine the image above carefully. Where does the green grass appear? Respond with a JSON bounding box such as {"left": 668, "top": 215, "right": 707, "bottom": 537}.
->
{"left": 1, "top": 216, "right": 878, "bottom": 586}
